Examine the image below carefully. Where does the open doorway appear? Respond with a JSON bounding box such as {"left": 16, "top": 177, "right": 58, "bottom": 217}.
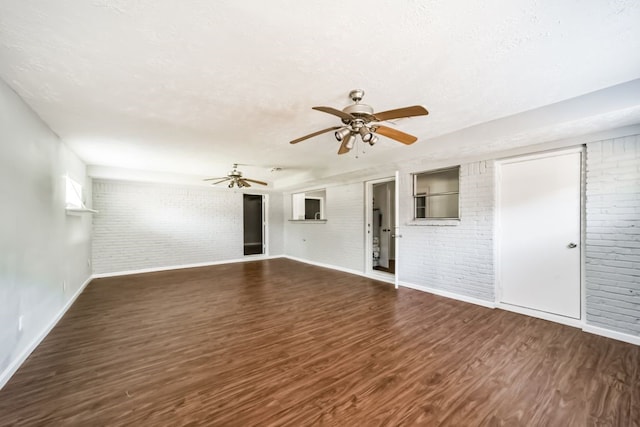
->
{"left": 243, "top": 194, "right": 264, "bottom": 255}
{"left": 366, "top": 178, "right": 396, "bottom": 280}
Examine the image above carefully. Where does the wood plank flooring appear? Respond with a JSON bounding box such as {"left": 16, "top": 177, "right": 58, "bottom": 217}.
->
{"left": 0, "top": 258, "right": 638, "bottom": 426}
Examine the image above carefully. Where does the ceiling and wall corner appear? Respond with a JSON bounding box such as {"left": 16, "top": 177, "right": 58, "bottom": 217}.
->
{"left": 0, "top": 0, "right": 639, "bottom": 188}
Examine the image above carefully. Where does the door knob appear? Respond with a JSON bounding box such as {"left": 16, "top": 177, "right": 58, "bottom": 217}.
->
{"left": 567, "top": 242, "right": 577, "bottom": 248}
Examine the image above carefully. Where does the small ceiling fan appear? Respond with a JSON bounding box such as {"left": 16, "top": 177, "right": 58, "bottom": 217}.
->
{"left": 204, "top": 164, "right": 268, "bottom": 188}
{"left": 290, "top": 89, "right": 429, "bottom": 154}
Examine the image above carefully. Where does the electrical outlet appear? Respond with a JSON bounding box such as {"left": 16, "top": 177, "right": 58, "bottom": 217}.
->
{"left": 87, "top": 258, "right": 91, "bottom": 267}
{"left": 63, "top": 280, "right": 67, "bottom": 292}
{"left": 18, "top": 315, "right": 23, "bottom": 332}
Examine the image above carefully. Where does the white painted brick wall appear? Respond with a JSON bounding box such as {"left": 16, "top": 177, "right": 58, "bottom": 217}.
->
{"left": 398, "top": 161, "right": 495, "bottom": 301}
{"left": 268, "top": 192, "right": 285, "bottom": 256}
{"left": 284, "top": 183, "right": 365, "bottom": 272}
{"left": 92, "top": 180, "right": 245, "bottom": 274}
{"left": 91, "top": 135, "right": 639, "bottom": 339}
{"left": 585, "top": 135, "right": 640, "bottom": 336}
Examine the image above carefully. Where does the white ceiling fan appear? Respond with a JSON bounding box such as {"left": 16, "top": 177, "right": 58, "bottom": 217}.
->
{"left": 203, "top": 164, "right": 268, "bottom": 188}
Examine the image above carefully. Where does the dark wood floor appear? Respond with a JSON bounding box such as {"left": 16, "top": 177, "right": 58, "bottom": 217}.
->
{"left": 0, "top": 259, "right": 638, "bottom": 426}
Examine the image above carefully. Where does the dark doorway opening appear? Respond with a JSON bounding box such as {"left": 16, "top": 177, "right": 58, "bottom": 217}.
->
{"left": 243, "top": 194, "right": 264, "bottom": 255}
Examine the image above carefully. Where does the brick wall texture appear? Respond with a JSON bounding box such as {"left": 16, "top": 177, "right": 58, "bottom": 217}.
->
{"left": 93, "top": 180, "right": 246, "bottom": 274}
{"left": 398, "top": 161, "right": 496, "bottom": 302}
{"left": 585, "top": 135, "right": 640, "bottom": 336}
{"left": 91, "top": 134, "right": 640, "bottom": 338}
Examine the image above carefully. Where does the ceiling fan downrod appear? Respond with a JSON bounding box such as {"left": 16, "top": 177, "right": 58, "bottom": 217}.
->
{"left": 349, "top": 89, "right": 365, "bottom": 103}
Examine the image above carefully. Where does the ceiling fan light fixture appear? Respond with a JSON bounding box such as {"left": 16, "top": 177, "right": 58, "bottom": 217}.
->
{"left": 359, "top": 126, "right": 373, "bottom": 142}
{"left": 291, "top": 89, "right": 427, "bottom": 154}
{"left": 346, "top": 135, "right": 355, "bottom": 150}
{"left": 335, "top": 127, "right": 351, "bottom": 141}
{"left": 204, "top": 164, "right": 268, "bottom": 188}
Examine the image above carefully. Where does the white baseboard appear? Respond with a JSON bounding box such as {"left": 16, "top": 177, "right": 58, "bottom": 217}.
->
{"left": 92, "top": 255, "right": 282, "bottom": 279}
{"left": 283, "top": 256, "right": 398, "bottom": 285}
{"left": 582, "top": 324, "right": 640, "bottom": 346}
{"left": 365, "top": 271, "right": 395, "bottom": 285}
{"left": 282, "top": 255, "right": 368, "bottom": 278}
{"left": 282, "top": 256, "right": 397, "bottom": 285}
{"left": 0, "top": 274, "right": 93, "bottom": 390}
{"left": 398, "top": 281, "right": 497, "bottom": 309}
{"left": 403, "top": 284, "right": 640, "bottom": 345}
{"left": 496, "top": 302, "right": 583, "bottom": 328}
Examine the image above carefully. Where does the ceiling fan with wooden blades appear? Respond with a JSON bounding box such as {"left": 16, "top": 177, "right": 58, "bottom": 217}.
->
{"left": 290, "top": 89, "right": 429, "bottom": 155}
{"left": 203, "top": 164, "right": 268, "bottom": 188}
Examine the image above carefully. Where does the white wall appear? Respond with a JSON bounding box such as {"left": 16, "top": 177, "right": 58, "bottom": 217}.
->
{"left": 281, "top": 161, "right": 495, "bottom": 305}
{"left": 0, "top": 79, "right": 92, "bottom": 386}
{"left": 398, "top": 161, "right": 496, "bottom": 301}
{"left": 280, "top": 127, "right": 640, "bottom": 342}
{"left": 585, "top": 135, "right": 640, "bottom": 336}
{"left": 92, "top": 180, "right": 282, "bottom": 274}
{"left": 284, "top": 183, "right": 365, "bottom": 272}
{"left": 268, "top": 192, "right": 285, "bottom": 256}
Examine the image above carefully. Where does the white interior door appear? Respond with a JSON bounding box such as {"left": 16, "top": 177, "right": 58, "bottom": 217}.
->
{"left": 498, "top": 150, "right": 582, "bottom": 319}
{"left": 394, "top": 171, "right": 400, "bottom": 288}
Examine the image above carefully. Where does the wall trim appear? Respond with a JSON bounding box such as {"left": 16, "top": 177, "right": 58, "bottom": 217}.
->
{"left": 92, "top": 255, "right": 281, "bottom": 279}
{"left": 496, "top": 302, "right": 583, "bottom": 328}
{"left": 398, "top": 280, "right": 497, "bottom": 309}
{"left": 283, "top": 255, "right": 398, "bottom": 285}
{"left": 282, "top": 255, "right": 371, "bottom": 279}
{"left": 283, "top": 264, "right": 634, "bottom": 346}
{"left": 583, "top": 324, "right": 640, "bottom": 346}
{"left": 0, "top": 274, "right": 93, "bottom": 391}
{"left": 403, "top": 281, "right": 639, "bottom": 345}
{"left": 366, "top": 271, "right": 395, "bottom": 285}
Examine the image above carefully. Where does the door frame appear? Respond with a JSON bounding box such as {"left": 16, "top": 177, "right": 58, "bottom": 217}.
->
{"left": 365, "top": 176, "right": 397, "bottom": 285}
{"left": 494, "top": 146, "right": 586, "bottom": 327}
{"left": 243, "top": 193, "right": 268, "bottom": 257}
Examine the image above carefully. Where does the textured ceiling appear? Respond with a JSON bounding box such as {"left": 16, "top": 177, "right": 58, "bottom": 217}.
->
{"left": 1, "top": 0, "right": 640, "bottom": 188}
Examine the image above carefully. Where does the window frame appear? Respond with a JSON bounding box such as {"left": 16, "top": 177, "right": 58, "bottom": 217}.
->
{"left": 291, "top": 189, "right": 326, "bottom": 221}
{"left": 412, "top": 166, "right": 460, "bottom": 220}
{"left": 65, "top": 175, "right": 84, "bottom": 210}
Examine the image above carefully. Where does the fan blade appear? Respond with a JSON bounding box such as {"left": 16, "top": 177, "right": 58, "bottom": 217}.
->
{"left": 373, "top": 125, "right": 418, "bottom": 145}
{"left": 206, "top": 178, "right": 231, "bottom": 185}
{"left": 203, "top": 177, "right": 228, "bottom": 181}
{"left": 373, "top": 105, "right": 428, "bottom": 122}
{"left": 312, "top": 106, "right": 354, "bottom": 121}
{"left": 243, "top": 178, "right": 268, "bottom": 186}
{"left": 238, "top": 179, "right": 251, "bottom": 188}
{"left": 338, "top": 133, "right": 352, "bottom": 155}
{"left": 290, "top": 126, "right": 341, "bottom": 144}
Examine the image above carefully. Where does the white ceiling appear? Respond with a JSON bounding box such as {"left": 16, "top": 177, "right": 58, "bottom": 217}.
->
{"left": 1, "top": 0, "right": 640, "bottom": 189}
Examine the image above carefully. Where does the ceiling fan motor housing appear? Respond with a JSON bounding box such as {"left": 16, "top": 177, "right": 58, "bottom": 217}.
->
{"left": 342, "top": 103, "right": 375, "bottom": 125}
